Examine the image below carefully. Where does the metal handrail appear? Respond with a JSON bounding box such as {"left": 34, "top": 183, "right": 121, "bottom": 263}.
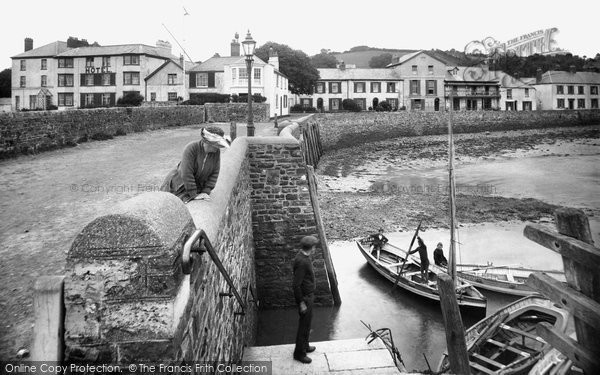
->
{"left": 182, "top": 229, "right": 247, "bottom": 315}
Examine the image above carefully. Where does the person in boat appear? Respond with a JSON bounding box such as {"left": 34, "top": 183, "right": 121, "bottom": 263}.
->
{"left": 160, "top": 126, "right": 230, "bottom": 203}
{"left": 292, "top": 235, "right": 318, "bottom": 364}
{"left": 409, "top": 237, "right": 429, "bottom": 283}
{"left": 368, "top": 228, "right": 388, "bottom": 259}
{"left": 433, "top": 242, "right": 448, "bottom": 267}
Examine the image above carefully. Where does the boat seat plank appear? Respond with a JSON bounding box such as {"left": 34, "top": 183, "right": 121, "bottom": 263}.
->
{"left": 471, "top": 353, "right": 506, "bottom": 369}
{"left": 500, "top": 324, "right": 546, "bottom": 343}
{"left": 486, "top": 339, "right": 531, "bottom": 358}
{"left": 469, "top": 360, "right": 497, "bottom": 374}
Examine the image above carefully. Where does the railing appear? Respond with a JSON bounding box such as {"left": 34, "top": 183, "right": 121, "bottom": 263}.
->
{"left": 444, "top": 90, "right": 500, "bottom": 97}
{"left": 182, "top": 229, "right": 249, "bottom": 315}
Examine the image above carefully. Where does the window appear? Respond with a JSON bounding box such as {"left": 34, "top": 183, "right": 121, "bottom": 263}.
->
{"left": 578, "top": 99, "right": 585, "bottom": 109}
{"left": 231, "top": 68, "right": 237, "bottom": 85}
{"left": 254, "top": 68, "right": 261, "bottom": 85}
{"left": 592, "top": 99, "right": 598, "bottom": 109}
{"left": 102, "top": 56, "right": 110, "bottom": 67}
{"left": 556, "top": 85, "right": 564, "bottom": 95}
{"left": 101, "top": 73, "right": 111, "bottom": 86}
{"left": 168, "top": 74, "right": 177, "bottom": 85}
{"left": 123, "top": 55, "right": 140, "bottom": 65}
{"left": 387, "top": 98, "right": 398, "bottom": 109}
{"left": 41, "top": 59, "right": 47, "bottom": 70}
{"left": 83, "top": 93, "right": 94, "bottom": 106}
{"left": 428, "top": 65, "right": 434, "bottom": 75}
{"left": 15, "top": 96, "right": 20, "bottom": 110}
{"left": 557, "top": 98, "right": 565, "bottom": 108}
{"left": 410, "top": 80, "right": 420, "bottom": 95}
{"left": 386, "top": 82, "right": 396, "bottom": 93}
{"left": 354, "top": 98, "right": 366, "bottom": 110}
{"left": 522, "top": 101, "right": 532, "bottom": 111}
{"left": 58, "top": 74, "right": 73, "bottom": 87}
{"left": 83, "top": 74, "right": 94, "bottom": 86}
{"left": 168, "top": 92, "right": 178, "bottom": 101}
{"left": 123, "top": 72, "right": 140, "bottom": 85}
{"left": 578, "top": 86, "right": 584, "bottom": 95}
{"left": 301, "top": 98, "right": 313, "bottom": 108}
{"left": 591, "top": 86, "right": 599, "bottom": 95}
{"left": 196, "top": 73, "right": 208, "bottom": 87}
{"left": 20, "top": 60, "right": 26, "bottom": 71}
{"left": 525, "top": 88, "right": 529, "bottom": 98}
{"left": 329, "top": 82, "right": 340, "bottom": 94}
{"left": 354, "top": 82, "right": 365, "bottom": 93}
{"left": 316, "top": 82, "right": 325, "bottom": 94}
{"left": 412, "top": 65, "right": 417, "bottom": 75}
{"left": 426, "top": 80, "right": 436, "bottom": 95}
{"left": 239, "top": 68, "right": 248, "bottom": 84}
{"left": 567, "top": 85, "right": 574, "bottom": 95}
{"left": 86, "top": 57, "right": 94, "bottom": 67}
{"left": 150, "top": 92, "right": 156, "bottom": 101}
{"left": 58, "top": 93, "right": 73, "bottom": 107}
{"left": 507, "top": 89, "right": 512, "bottom": 99}
{"left": 58, "top": 58, "right": 73, "bottom": 68}
{"left": 276, "top": 94, "right": 279, "bottom": 109}
{"left": 371, "top": 82, "right": 381, "bottom": 93}
{"left": 284, "top": 95, "right": 287, "bottom": 108}
{"left": 20, "top": 76, "right": 26, "bottom": 87}
{"left": 102, "top": 93, "right": 112, "bottom": 106}
{"left": 41, "top": 75, "right": 47, "bottom": 87}
{"left": 29, "top": 95, "right": 37, "bottom": 109}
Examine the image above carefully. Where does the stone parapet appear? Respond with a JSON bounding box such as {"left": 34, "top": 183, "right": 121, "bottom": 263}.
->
{"left": 204, "top": 103, "right": 270, "bottom": 123}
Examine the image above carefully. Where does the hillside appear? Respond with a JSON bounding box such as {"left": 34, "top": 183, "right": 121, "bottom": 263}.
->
{"left": 333, "top": 49, "right": 417, "bottom": 68}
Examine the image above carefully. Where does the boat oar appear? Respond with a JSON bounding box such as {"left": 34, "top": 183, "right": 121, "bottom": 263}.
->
{"left": 390, "top": 219, "right": 422, "bottom": 292}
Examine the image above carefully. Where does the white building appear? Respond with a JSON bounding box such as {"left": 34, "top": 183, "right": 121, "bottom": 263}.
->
{"left": 534, "top": 69, "right": 600, "bottom": 110}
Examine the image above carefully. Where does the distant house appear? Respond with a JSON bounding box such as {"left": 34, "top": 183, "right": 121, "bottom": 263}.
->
{"left": 534, "top": 68, "right": 600, "bottom": 110}
{"left": 187, "top": 34, "right": 291, "bottom": 118}
{"left": 444, "top": 66, "right": 501, "bottom": 111}
{"left": 299, "top": 62, "right": 403, "bottom": 111}
{"left": 492, "top": 71, "right": 537, "bottom": 111}
{"left": 0, "top": 98, "right": 11, "bottom": 112}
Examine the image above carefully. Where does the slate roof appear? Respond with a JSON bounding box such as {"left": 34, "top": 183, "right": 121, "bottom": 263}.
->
{"left": 12, "top": 41, "right": 70, "bottom": 59}
{"left": 57, "top": 44, "right": 177, "bottom": 59}
{"left": 317, "top": 68, "right": 402, "bottom": 80}
{"left": 387, "top": 50, "right": 452, "bottom": 68}
{"left": 537, "top": 70, "right": 600, "bottom": 85}
{"left": 188, "top": 55, "right": 267, "bottom": 72}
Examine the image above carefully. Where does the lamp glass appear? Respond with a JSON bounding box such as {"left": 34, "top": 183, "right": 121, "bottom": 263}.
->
{"left": 242, "top": 31, "right": 256, "bottom": 57}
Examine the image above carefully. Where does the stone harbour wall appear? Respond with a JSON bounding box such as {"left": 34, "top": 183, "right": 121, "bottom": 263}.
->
{"left": 204, "top": 103, "right": 270, "bottom": 123}
{"left": 248, "top": 137, "right": 333, "bottom": 308}
{"left": 313, "top": 109, "right": 600, "bottom": 151}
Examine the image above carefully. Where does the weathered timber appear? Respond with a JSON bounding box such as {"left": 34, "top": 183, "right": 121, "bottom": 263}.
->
{"left": 32, "top": 276, "right": 65, "bottom": 361}
{"left": 307, "top": 165, "right": 341, "bottom": 305}
{"left": 527, "top": 272, "right": 600, "bottom": 330}
{"left": 437, "top": 273, "right": 471, "bottom": 375}
{"left": 536, "top": 322, "right": 599, "bottom": 374}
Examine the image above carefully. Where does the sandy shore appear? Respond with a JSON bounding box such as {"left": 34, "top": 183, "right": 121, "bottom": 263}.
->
{"left": 317, "top": 125, "right": 599, "bottom": 240}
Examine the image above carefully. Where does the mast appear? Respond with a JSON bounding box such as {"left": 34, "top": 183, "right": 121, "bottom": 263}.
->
{"left": 447, "top": 92, "right": 457, "bottom": 286}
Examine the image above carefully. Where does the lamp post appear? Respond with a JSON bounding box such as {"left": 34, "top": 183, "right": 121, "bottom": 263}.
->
{"left": 242, "top": 30, "right": 256, "bottom": 136}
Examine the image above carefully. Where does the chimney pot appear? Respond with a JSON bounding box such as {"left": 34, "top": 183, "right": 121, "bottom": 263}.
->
{"left": 230, "top": 32, "right": 240, "bottom": 56}
{"left": 24, "top": 37, "right": 33, "bottom": 52}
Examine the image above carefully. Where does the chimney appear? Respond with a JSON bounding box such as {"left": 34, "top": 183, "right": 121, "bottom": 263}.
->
{"left": 231, "top": 32, "right": 240, "bottom": 57}
{"left": 156, "top": 40, "right": 172, "bottom": 55}
{"left": 339, "top": 60, "right": 346, "bottom": 70}
{"left": 268, "top": 47, "right": 279, "bottom": 70}
{"left": 24, "top": 37, "right": 33, "bottom": 52}
{"left": 536, "top": 68, "right": 542, "bottom": 83}
{"left": 180, "top": 55, "right": 184, "bottom": 71}
{"left": 569, "top": 65, "right": 576, "bottom": 74}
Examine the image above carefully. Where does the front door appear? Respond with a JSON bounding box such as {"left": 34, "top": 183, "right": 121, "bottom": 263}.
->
{"left": 330, "top": 98, "right": 340, "bottom": 111}
{"left": 568, "top": 99, "right": 575, "bottom": 109}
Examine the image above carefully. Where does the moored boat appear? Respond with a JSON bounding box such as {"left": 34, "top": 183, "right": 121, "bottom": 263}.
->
{"left": 437, "top": 295, "right": 570, "bottom": 375}
{"left": 356, "top": 240, "right": 487, "bottom": 310}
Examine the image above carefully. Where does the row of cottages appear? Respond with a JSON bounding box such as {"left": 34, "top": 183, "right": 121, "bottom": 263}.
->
{"left": 11, "top": 38, "right": 189, "bottom": 110}
{"left": 535, "top": 69, "right": 600, "bottom": 110}
{"left": 187, "top": 34, "right": 291, "bottom": 118}
{"left": 301, "top": 50, "right": 539, "bottom": 111}
{"left": 10, "top": 35, "right": 292, "bottom": 118}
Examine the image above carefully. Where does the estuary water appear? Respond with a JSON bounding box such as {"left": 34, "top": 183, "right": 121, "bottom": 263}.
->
{"left": 257, "top": 151, "right": 599, "bottom": 371}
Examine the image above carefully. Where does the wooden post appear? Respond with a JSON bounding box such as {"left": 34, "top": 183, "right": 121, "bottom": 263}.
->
{"left": 554, "top": 208, "right": 600, "bottom": 360}
{"left": 437, "top": 273, "right": 471, "bottom": 375}
{"left": 274, "top": 114, "right": 278, "bottom": 128}
{"left": 306, "top": 165, "right": 341, "bottom": 305}
{"left": 230, "top": 121, "right": 237, "bottom": 141}
{"left": 32, "top": 276, "right": 65, "bottom": 361}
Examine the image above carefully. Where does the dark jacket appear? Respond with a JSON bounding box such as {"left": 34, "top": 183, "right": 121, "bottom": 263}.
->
{"left": 293, "top": 253, "right": 315, "bottom": 305}
{"left": 369, "top": 233, "right": 388, "bottom": 247}
{"left": 161, "top": 141, "right": 221, "bottom": 201}
{"left": 434, "top": 248, "right": 448, "bottom": 266}
{"left": 410, "top": 241, "right": 429, "bottom": 266}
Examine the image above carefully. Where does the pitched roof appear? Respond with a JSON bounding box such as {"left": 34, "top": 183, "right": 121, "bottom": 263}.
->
{"left": 445, "top": 66, "right": 499, "bottom": 82}
{"left": 188, "top": 55, "right": 267, "bottom": 72}
{"left": 317, "top": 68, "right": 402, "bottom": 80}
{"left": 387, "top": 50, "right": 451, "bottom": 68}
{"left": 57, "top": 44, "right": 177, "bottom": 59}
{"left": 12, "top": 41, "right": 70, "bottom": 59}
{"left": 537, "top": 70, "right": 600, "bottom": 85}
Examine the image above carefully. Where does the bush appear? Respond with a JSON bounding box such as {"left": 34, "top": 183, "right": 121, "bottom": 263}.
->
{"left": 117, "top": 92, "right": 144, "bottom": 107}
{"left": 342, "top": 99, "right": 361, "bottom": 112}
{"left": 230, "top": 93, "right": 267, "bottom": 103}
{"left": 186, "top": 93, "right": 231, "bottom": 105}
{"left": 290, "top": 104, "right": 317, "bottom": 113}
{"left": 375, "top": 100, "right": 392, "bottom": 112}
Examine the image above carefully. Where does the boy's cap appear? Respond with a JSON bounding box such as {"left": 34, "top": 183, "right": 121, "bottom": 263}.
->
{"left": 300, "top": 235, "right": 319, "bottom": 248}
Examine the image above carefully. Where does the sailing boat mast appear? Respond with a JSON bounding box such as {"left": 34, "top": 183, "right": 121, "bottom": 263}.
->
{"left": 447, "top": 92, "right": 457, "bottom": 287}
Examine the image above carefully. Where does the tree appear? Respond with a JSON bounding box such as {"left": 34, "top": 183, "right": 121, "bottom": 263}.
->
{"left": 369, "top": 53, "right": 393, "bottom": 68}
{"left": 310, "top": 50, "right": 338, "bottom": 68}
{"left": 255, "top": 42, "right": 320, "bottom": 95}
{"left": 0, "top": 69, "right": 11, "bottom": 98}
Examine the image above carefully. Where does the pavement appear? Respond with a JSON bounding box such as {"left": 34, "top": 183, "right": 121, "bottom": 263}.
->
{"left": 243, "top": 338, "right": 409, "bottom": 374}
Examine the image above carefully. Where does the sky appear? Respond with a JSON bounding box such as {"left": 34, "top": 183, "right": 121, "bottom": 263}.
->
{"left": 1, "top": 0, "right": 599, "bottom": 70}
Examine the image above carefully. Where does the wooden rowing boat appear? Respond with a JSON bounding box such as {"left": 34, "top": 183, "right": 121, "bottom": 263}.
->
{"left": 437, "top": 295, "right": 570, "bottom": 374}
{"left": 455, "top": 264, "right": 566, "bottom": 296}
{"left": 356, "top": 240, "right": 487, "bottom": 310}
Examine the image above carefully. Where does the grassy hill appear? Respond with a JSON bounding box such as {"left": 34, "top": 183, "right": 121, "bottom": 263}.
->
{"left": 333, "top": 49, "right": 417, "bottom": 68}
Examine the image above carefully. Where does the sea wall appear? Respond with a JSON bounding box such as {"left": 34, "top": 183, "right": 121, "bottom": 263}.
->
{"left": 204, "top": 103, "right": 270, "bottom": 123}
{"left": 311, "top": 110, "right": 600, "bottom": 151}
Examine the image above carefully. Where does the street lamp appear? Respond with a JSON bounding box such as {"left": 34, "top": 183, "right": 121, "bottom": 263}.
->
{"left": 242, "top": 30, "right": 256, "bottom": 136}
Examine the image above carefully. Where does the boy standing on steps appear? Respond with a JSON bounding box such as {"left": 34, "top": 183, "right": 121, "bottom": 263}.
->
{"left": 292, "top": 235, "right": 318, "bottom": 364}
